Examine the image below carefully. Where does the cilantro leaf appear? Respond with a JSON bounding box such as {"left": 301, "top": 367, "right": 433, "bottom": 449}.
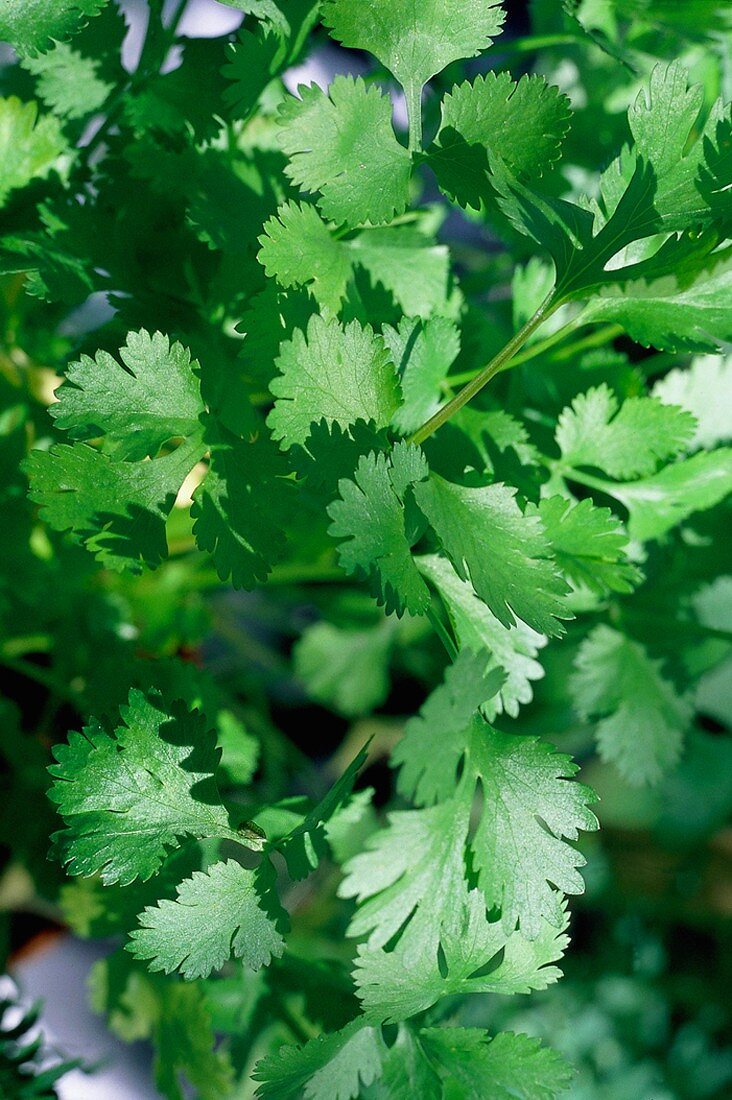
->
{"left": 128, "top": 860, "right": 285, "bottom": 980}
{"left": 555, "top": 384, "right": 696, "bottom": 479}
{"left": 327, "top": 443, "right": 431, "bottom": 616}
{"left": 384, "top": 316, "right": 460, "bottom": 434}
{"left": 294, "top": 620, "right": 394, "bottom": 718}
{"left": 571, "top": 625, "right": 693, "bottom": 784}
{"left": 581, "top": 252, "right": 732, "bottom": 353}
{"left": 354, "top": 883, "right": 568, "bottom": 1020}
{"left": 653, "top": 354, "right": 732, "bottom": 450}
{"left": 0, "top": 0, "right": 108, "bottom": 57}
{"left": 268, "top": 315, "right": 399, "bottom": 448}
{"left": 0, "top": 97, "right": 65, "bottom": 207}
{"left": 279, "top": 77, "right": 411, "bottom": 228}
{"left": 346, "top": 225, "right": 451, "bottom": 318}
{"left": 192, "top": 426, "right": 291, "bottom": 588}
{"left": 420, "top": 1028, "right": 574, "bottom": 1100}
{"left": 413, "top": 474, "right": 571, "bottom": 636}
{"left": 23, "top": 40, "right": 113, "bottom": 119}
{"left": 428, "top": 73, "right": 571, "bottom": 211}
{"left": 417, "top": 554, "right": 547, "bottom": 719}
{"left": 258, "top": 201, "right": 352, "bottom": 314}
{"left": 535, "top": 496, "right": 641, "bottom": 596}
{"left": 322, "top": 0, "right": 504, "bottom": 146}
{"left": 51, "top": 330, "right": 205, "bottom": 461}
{"left": 390, "top": 652, "right": 598, "bottom": 937}
{"left": 25, "top": 437, "right": 200, "bottom": 572}
{"left": 254, "top": 1018, "right": 386, "bottom": 1100}
{"left": 49, "top": 690, "right": 263, "bottom": 884}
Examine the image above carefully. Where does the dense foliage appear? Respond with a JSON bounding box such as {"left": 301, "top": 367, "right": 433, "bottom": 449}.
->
{"left": 1, "top": 1, "right": 730, "bottom": 1097}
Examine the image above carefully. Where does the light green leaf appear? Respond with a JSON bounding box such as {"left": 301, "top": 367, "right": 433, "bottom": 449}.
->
{"left": 346, "top": 225, "right": 451, "bottom": 318}
{"left": 23, "top": 40, "right": 112, "bottom": 118}
{"left": 268, "top": 315, "right": 399, "bottom": 448}
{"left": 279, "top": 76, "right": 411, "bottom": 228}
{"left": 413, "top": 474, "right": 570, "bottom": 636}
{"left": 327, "top": 443, "right": 431, "bottom": 616}
{"left": 128, "top": 860, "right": 285, "bottom": 980}
{"left": 652, "top": 354, "right": 732, "bottom": 450}
{"left": 535, "top": 496, "right": 641, "bottom": 596}
{"left": 294, "top": 620, "right": 394, "bottom": 718}
{"left": 571, "top": 625, "right": 693, "bottom": 784}
{"left": 0, "top": 0, "right": 108, "bottom": 56}
{"left": 417, "top": 554, "right": 547, "bottom": 720}
{"left": 254, "top": 1019, "right": 386, "bottom": 1100}
{"left": 258, "top": 201, "right": 352, "bottom": 314}
{"left": 51, "top": 329, "right": 205, "bottom": 461}
{"left": 0, "top": 97, "right": 65, "bottom": 207}
{"left": 428, "top": 73, "right": 571, "bottom": 210}
{"left": 556, "top": 384, "right": 696, "bottom": 479}
{"left": 49, "top": 690, "right": 263, "bottom": 884}
{"left": 422, "top": 1028, "right": 574, "bottom": 1100}
{"left": 384, "top": 316, "right": 460, "bottom": 434}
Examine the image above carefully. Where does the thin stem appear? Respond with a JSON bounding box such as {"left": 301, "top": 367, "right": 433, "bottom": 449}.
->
{"left": 408, "top": 292, "right": 559, "bottom": 446}
{"left": 405, "top": 81, "right": 423, "bottom": 153}
{"left": 496, "top": 33, "right": 583, "bottom": 57}
{"left": 427, "top": 605, "right": 458, "bottom": 660}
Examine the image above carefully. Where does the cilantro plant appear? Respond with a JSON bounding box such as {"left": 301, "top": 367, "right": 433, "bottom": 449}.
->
{"left": 1, "top": 1, "right": 731, "bottom": 1097}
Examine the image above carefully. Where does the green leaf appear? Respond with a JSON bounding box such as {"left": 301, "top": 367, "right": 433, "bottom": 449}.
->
{"left": 0, "top": 97, "right": 65, "bottom": 207}
{"left": 294, "top": 620, "right": 394, "bottom": 717}
{"left": 258, "top": 201, "right": 352, "bottom": 314}
{"left": 327, "top": 443, "right": 431, "bottom": 616}
{"left": 254, "top": 1018, "right": 386, "bottom": 1100}
{"left": 192, "top": 426, "right": 291, "bottom": 588}
{"left": 597, "top": 448, "right": 732, "bottom": 541}
{"left": 25, "top": 437, "right": 201, "bottom": 572}
{"left": 556, "top": 384, "right": 696, "bottom": 479}
{"left": 652, "top": 354, "right": 732, "bottom": 450}
{"left": 384, "top": 316, "right": 460, "bottom": 434}
{"left": 421, "top": 1028, "right": 574, "bottom": 1100}
{"left": 51, "top": 330, "right": 205, "bottom": 461}
{"left": 345, "top": 225, "right": 451, "bottom": 318}
{"left": 268, "top": 315, "right": 399, "bottom": 448}
{"left": 417, "top": 554, "right": 547, "bottom": 720}
{"left": 128, "top": 859, "right": 285, "bottom": 980}
{"left": 354, "top": 882, "right": 568, "bottom": 1020}
{"left": 0, "top": 0, "right": 108, "bottom": 56}
{"left": 279, "top": 76, "right": 411, "bottom": 228}
{"left": 581, "top": 252, "right": 732, "bottom": 353}
{"left": 413, "top": 474, "right": 571, "bottom": 636}
{"left": 23, "top": 40, "right": 113, "bottom": 119}
{"left": 534, "top": 496, "right": 641, "bottom": 596}
{"left": 428, "top": 73, "right": 571, "bottom": 210}
{"left": 322, "top": 0, "right": 505, "bottom": 111}
{"left": 571, "top": 625, "right": 693, "bottom": 784}
{"left": 49, "top": 690, "right": 263, "bottom": 884}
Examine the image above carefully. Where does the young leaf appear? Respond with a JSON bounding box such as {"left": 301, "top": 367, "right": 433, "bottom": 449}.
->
{"left": 0, "top": 97, "right": 64, "bottom": 207}
{"left": 49, "top": 690, "right": 263, "bottom": 884}
{"left": 428, "top": 73, "right": 571, "bottom": 211}
{"left": 534, "top": 496, "right": 641, "bottom": 596}
{"left": 384, "top": 316, "right": 460, "bottom": 434}
{"left": 420, "top": 1028, "right": 574, "bottom": 1100}
{"left": 254, "top": 1018, "right": 386, "bottom": 1100}
{"left": 417, "top": 554, "right": 547, "bottom": 719}
{"left": 556, "top": 384, "right": 696, "bottom": 479}
{"left": 327, "top": 443, "right": 430, "bottom": 616}
{"left": 345, "top": 225, "right": 451, "bottom": 318}
{"left": 51, "top": 330, "right": 205, "bottom": 461}
{"left": 279, "top": 76, "right": 411, "bottom": 228}
{"left": 0, "top": 0, "right": 108, "bottom": 57}
{"left": 294, "top": 620, "right": 394, "bottom": 718}
{"left": 652, "top": 354, "right": 732, "bottom": 450}
{"left": 258, "top": 201, "right": 352, "bottom": 314}
{"left": 571, "top": 625, "right": 693, "bottom": 784}
{"left": 23, "top": 40, "right": 112, "bottom": 119}
{"left": 128, "top": 860, "right": 285, "bottom": 981}
{"left": 268, "top": 315, "right": 399, "bottom": 448}
{"left": 413, "top": 475, "right": 571, "bottom": 636}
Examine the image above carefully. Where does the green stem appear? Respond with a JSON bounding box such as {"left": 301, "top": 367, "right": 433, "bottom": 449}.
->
{"left": 427, "top": 605, "right": 458, "bottom": 660}
{"left": 408, "top": 292, "right": 559, "bottom": 446}
{"left": 405, "top": 81, "right": 423, "bottom": 153}
{"left": 561, "top": 466, "right": 615, "bottom": 495}
{"left": 497, "top": 33, "right": 583, "bottom": 56}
